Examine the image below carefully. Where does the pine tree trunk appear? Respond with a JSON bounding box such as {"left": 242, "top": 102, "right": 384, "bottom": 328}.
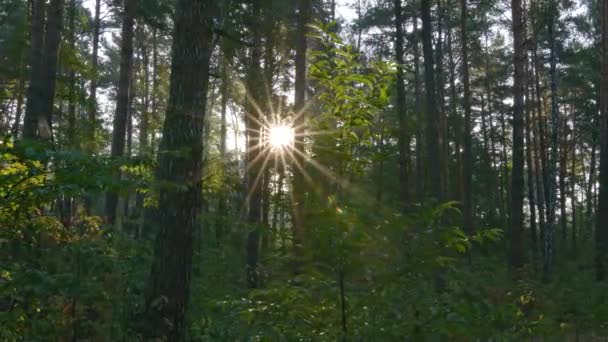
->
{"left": 245, "top": 0, "right": 263, "bottom": 288}
{"left": 394, "top": 0, "right": 410, "bottom": 209}
{"left": 87, "top": 0, "right": 101, "bottom": 149}
{"left": 292, "top": 0, "right": 311, "bottom": 274}
{"left": 595, "top": 0, "right": 608, "bottom": 280}
{"left": 23, "top": 0, "right": 63, "bottom": 141}
{"left": 460, "top": 0, "right": 473, "bottom": 235}
{"left": 543, "top": 2, "right": 560, "bottom": 281}
{"left": 421, "top": 0, "right": 442, "bottom": 202}
{"left": 105, "top": 0, "right": 135, "bottom": 225}
{"left": 509, "top": 0, "right": 526, "bottom": 270}
{"left": 141, "top": 0, "right": 214, "bottom": 338}
{"left": 413, "top": 15, "right": 424, "bottom": 201}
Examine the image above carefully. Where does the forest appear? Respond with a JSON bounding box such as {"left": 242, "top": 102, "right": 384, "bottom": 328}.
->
{"left": 0, "top": 0, "right": 607, "bottom": 339}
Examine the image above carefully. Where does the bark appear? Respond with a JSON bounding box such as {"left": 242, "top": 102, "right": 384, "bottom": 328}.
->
{"left": 23, "top": 0, "right": 63, "bottom": 141}
{"left": 559, "top": 119, "right": 568, "bottom": 249}
{"left": 596, "top": 0, "right": 608, "bottom": 280}
{"left": 22, "top": 0, "right": 44, "bottom": 138}
{"left": 447, "top": 27, "right": 462, "bottom": 203}
{"left": 245, "top": 0, "right": 263, "bottom": 288}
{"left": 525, "top": 59, "right": 538, "bottom": 256}
{"left": 292, "top": 0, "right": 311, "bottom": 273}
{"left": 394, "top": 0, "right": 410, "bottom": 209}
{"left": 460, "top": 0, "right": 473, "bottom": 234}
{"left": 87, "top": 0, "right": 101, "bottom": 149}
{"left": 216, "top": 47, "right": 229, "bottom": 243}
{"left": 12, "top": 56, "right": 26, "bottom": 136}
{"left": 105, "top": 0, "right": 135, "bottom": 225}
{"left": 509, "top": 0, "right": 526, "bottom": 270}
{"left": 67, "top": 0, "right": 76, "bottom": 147}
{"left": 421, "top": 0, "right": 442, "bottom": 201}
{"left": 571, "top": 114, "right": 577, "bottom": 255}
{"left": 141, "top": 0, "right": 214, "bottom": 338}
{"left": 413, "top": 15, "right": 424, "bottom": 201}
{"left": 543, "top": 2, "right": 560, "bottom": 281}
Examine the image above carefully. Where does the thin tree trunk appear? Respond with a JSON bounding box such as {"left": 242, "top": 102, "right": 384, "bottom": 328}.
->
{"left": 421, "top": 0, "right": 442, "bottom": 201}
{"left": 571, "top": 112, "right": 577, "bottom": 255}
{"left": 292, "top": 0, "right": 311, "bottom": 274}
{"left": 245, "top": 0, "right": 263, "bottom": 288}
{"left": 595, "top": 0, "right": 608, "bottom": 280}
{"left": 105, "top": 0, "right": 135, "bottom": 225}
{"left": 394, "top": 0, "right": 410, "bottom": 209}
{"left": 543, "top": 1, "right": 560, "bottom": 281}
{"left": 141, "top": 0, "right": 214, "bottom": 338}
{"left": 413, "top": 15, "right": 424, "bottom": 201}
{"left": 509, "top": 0, "right": 526, "bottom": 270}
{"left": 87, "top": 0, "right": 101, "bottom": 149}
{"left": 460, "top": 0, "right": 473, "bottom": 234}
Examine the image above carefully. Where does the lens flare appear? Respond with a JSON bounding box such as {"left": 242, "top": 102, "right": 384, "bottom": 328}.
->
{"left": 268, "top": 124, "right": 294, "bottom": 150}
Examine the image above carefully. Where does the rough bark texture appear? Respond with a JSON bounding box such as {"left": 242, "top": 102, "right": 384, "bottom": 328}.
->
{"left": 543, "top": 2, "right": 560, "bottom": 281}
{"left": 22, "top": 0, "right": 44, "bottom": 139}
{"left": 394, "top": 0, "right": 409, "bottom": 209}
{"left": 23, "top": 0, "right": 63, "bottom": 141}
{"left": 87, "top": 0, "right": 101, "bottom": 149}
{"left": 596, "top": 0, "right": 608, "bottom": 281}
{"left": 105, "top": 0, "right": 135, "bottom": 225}
{"left": 413, "top": 15, "right": 424, "bottom": 201}
{"left": 509, "top": 0, "right": 526, "bottom": 270}
{"left": 292, "top": 0, "right": 311, "bottom": 273}
{"left": 141, "top": 0, "right": 214, "bottom": 338}
{"left": 460, "top": 0, "right": 473, "bottom": 234}
{"left": 245, "top": 0, "right": 263, "bottom": 288}
{"left": 420, "top": 0, "right": 442, "bottom": 202}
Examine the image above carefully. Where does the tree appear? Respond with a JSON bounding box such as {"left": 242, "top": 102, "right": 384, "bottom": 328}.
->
{"left": 420, "top": 0, "right": 442, "bottom": 201}
{"left": 596, "top": 0, "right": 608, "bottom": 280}
{"left": 460, "top": 0, "right": 473, "bottom": 234}
{"left": 87, "top": 0, "right": 102, "bottom": 149}
{"left": 22, "top": 0, "right": 64, "bottom": 141}
{"left": 140, "top": 0, "right": 214, "bottom": 338}
{"left": 105, "top": 0, "right": 136, "bottom": 225}
{"left": 245, "top": 0, "right": 263, "bottom": 289}
{"left": 394, "top": 0, "right": 409, "bottom": 209}
{"left": 292, "top": 0, "right": 311, "bottom": 272}
{"left": 509, "top": 0, "right": 526, "bottom": 270}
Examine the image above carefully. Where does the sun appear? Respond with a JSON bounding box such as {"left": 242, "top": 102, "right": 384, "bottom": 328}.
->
{"left": 268, "top": 124, "right": 294, "bottom": 150}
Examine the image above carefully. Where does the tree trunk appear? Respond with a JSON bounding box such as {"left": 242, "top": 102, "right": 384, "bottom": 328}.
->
{"left": 460, "top": 0, "right": 473, "bottom": 235}
{"left": 394, "top": 0, "right": 410, "bottom": 209}
{"left": 595, "top": 0, "right": 608, "bottom": 281}
{"left": 141, "top": 0, "right": 214, "bottom": 338}
{"left": 245, "top": 0, "right": 263, "bottom": 288}
{"left": 216, "top": 47, "right": 229, "bottom": 244}
{"left": 509, "top": 0, "right": 526, "bottom": 270}
{"left": 23, "top": 0, "right": 63, "bottom": 141}
{"left": 87, "top": 0, "right": 101, "bottom": 149}
{"left": 525, "top": 59, "right": 538, "bottom": 257}
{"left": 292, "top": 0, "right": 311, "bottom": 274}
{"left": 543, "top": 2, "right": 560, "bottom": 281}
{"left": 413, "top": 15, "right": 424, "bottom": 201}
{"left": 571, "top": 113, "right": 577, "bottom": 255}
{"left": 105, "top": 0, "right": 135, "bottom": 225}
{"left": 420, "top": 0, "right": 442, "bottom": 202}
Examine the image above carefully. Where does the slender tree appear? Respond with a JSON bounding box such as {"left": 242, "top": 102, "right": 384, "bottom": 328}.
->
{"left": 292, "top": 0, "right": 311, "bottom": 271}
{"left": 460, "top": 0, "right": 473, "bottom": 234}
{"left": 509, "top": 0, "right": 526, "bottom": 270}
{"left": 141, "top": 0, "right": 214, "bottom": 338}
{"left": 394, "top": 0, "right": 409, "bottom": 208}
{"left": 420, "top": 0, "right": 442, "bottom": 201}
{"left": 105, "top": 0, "right": 136, "bottom": 225}
{"left": 596, "top": 0, "right": 608, "bottom": 281}
{"left": 245, "top": 0, "right": 263, "bottom": 288}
